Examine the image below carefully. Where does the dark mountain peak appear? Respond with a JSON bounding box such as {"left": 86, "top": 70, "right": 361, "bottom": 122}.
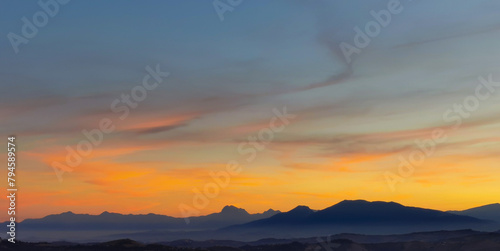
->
{"left": 335, "top": 199, "right": 369, "bottom": 206}
{"left": 284, "top": 205, "right": 314, "bottom": 217}
{"left": 336, "top": 199, "right": 401, "bottom": 207}
{"left": 339, "top": 199, "right": 369, "bottom": 203}
{"left": 289, "top": 205, "right": 313, "bottom": 213}
{"left": 61, "top": 211, "right": 75, "bottom": 215}
{"left": 329, "top": 200, "right": 405, "bottom": 212}
{"left": 308, "top": 200, "right": 487, "bottom": 225}
{"left": 234, "top": 200, "right": 488, "bottom": 231}
{"left": 221, "top": 205, "right": 249, "bottom": 215}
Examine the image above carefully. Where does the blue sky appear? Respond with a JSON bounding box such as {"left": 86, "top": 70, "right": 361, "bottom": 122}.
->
{"left": 1, "top": 0, "right": 500, "bottom": 219}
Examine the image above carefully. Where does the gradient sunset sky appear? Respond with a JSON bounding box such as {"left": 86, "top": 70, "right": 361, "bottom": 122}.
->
{"left": 1, "top": 0, "right": 500, "bottom": 221}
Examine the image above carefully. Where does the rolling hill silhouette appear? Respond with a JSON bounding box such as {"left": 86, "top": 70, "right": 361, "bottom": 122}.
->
{"left": 448, "top": 203, "right": 500, "bottom": 223}
{"left": 235, "top": 200, "right": 488, "bottom": 227}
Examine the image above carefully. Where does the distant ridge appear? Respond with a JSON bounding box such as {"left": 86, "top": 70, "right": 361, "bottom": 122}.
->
{"left": 243, "top": 205, "right": 314, "bottom": 225}
{"left": 19, "top": 205, "right": 280, "bottom": 231}
{"left": 448, "top": 203, "right": 500, "bottom": 223}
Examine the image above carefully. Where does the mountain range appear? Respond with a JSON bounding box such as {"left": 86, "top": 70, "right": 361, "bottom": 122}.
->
{"left": 14, "top": 200, "right": 500, "bottom": 242}
{"left": 19, "top": 205, "right": 280, "bottom": 231}
{"left": 212, "top": 200, "right": 497, "bottom": 241}
{"left": 237, "top": 200, "right": 488, "bottom": 226}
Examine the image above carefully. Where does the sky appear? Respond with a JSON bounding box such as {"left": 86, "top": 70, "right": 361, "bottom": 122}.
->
{"left": 1, "top": 0, "right": 500, "bottom": 221}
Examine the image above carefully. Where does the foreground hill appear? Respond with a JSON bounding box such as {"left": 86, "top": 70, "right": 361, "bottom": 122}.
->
{"left": 2, "top": 231, "right": 500, "bottom": 251}
{"left": 157, "top": 229, "right": 487, "bottom": 248}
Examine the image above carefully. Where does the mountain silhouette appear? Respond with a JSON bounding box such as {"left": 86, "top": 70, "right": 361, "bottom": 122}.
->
{"left": 14, "top": 200, "right": 500, "bottom": 242}
{"left": 19, "top": 206, "right": 280, "bottom": 232}
{"left": 179, "top": 205, "right": 280, "bottom": 229}
{"left": 216, "top": 200, "right": 495, "bottom": 240}
{"left": 234, "top": 200, "right": 487, "bottom": 228}
{"left": 308, "top": 200, "right": 486, "bottom": 224}
{"left": 448, "top": 203, "right": 500, "bottom": 223}
{"left": 242, "top": 205, "right": 314, "bottom": 226}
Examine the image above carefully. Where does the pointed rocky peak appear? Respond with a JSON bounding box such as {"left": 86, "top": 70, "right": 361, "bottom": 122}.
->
{"left": 220, "top": 205, "right": 249, "bottom": 216}
{"left": 262, "top": 209, "right": 281, "bottom": 216}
